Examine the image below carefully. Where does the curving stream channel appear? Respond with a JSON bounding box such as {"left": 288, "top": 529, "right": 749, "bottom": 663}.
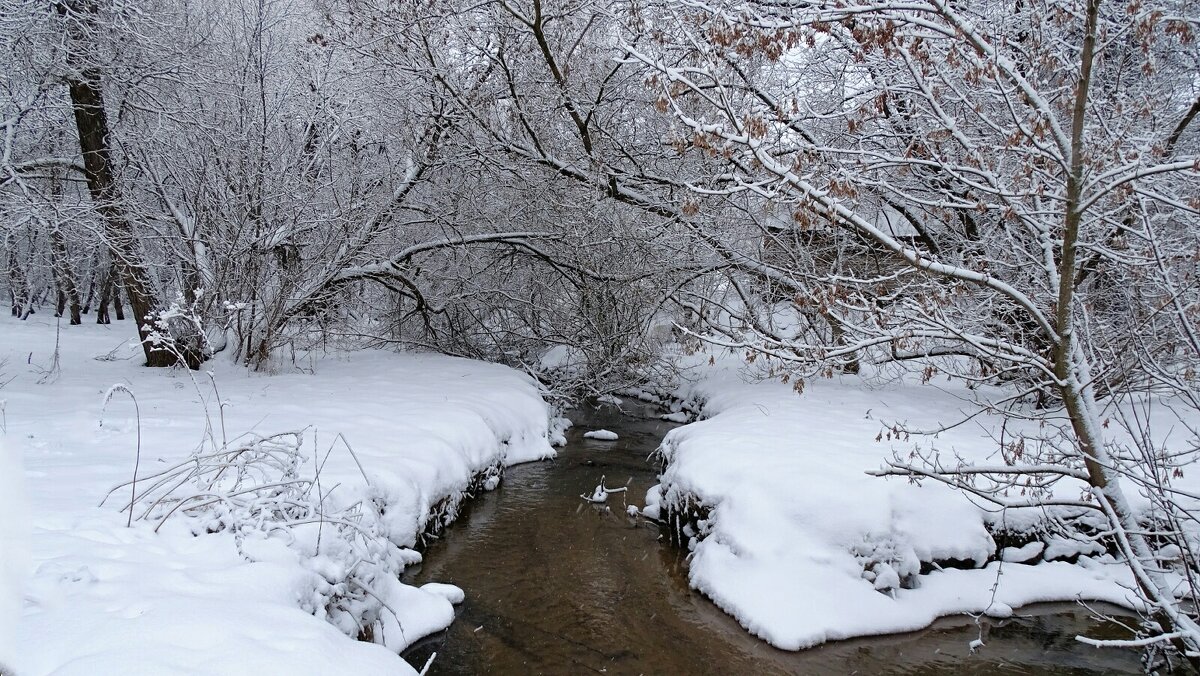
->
{"left": 402, "top": 403, "right": 1142, "bottom": 675}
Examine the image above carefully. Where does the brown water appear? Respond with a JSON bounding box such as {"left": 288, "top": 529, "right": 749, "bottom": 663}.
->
{"left": 402, "top": 404, "right": 1141, "bottom": 675}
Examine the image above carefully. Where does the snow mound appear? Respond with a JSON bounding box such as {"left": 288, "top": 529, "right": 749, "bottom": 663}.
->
{"left": 658, "top": 364, "right": 1150, "bottom": 650}
{"left": 421, "top": 583, "right": 466, "bottom": 604}
{"left": 583, "top": 429, "right": 619, "bottom": 441}
{"left": 641, "top": 485, "right": 663, "bottom": 521}
{"left": 2, "top": 319, "right": 560, "bottom": 675}
{"left": 1001, "top": 542, "right": 1045, "bottom": 563}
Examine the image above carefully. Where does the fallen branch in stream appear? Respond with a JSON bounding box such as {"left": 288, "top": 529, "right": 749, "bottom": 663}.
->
{"left": 580, "top": 474, "right": 629, "bottom": 504}
{"left": 418, "top": 652, "right": 437, "bottom": 676}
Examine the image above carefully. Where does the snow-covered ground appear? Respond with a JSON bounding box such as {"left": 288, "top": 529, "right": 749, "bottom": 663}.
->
{"left": 654, "top": 357, "right": 1197, "bottom": 650}
{"left": 0, "top": 318, "right": 558, "bottom": 675}
{"left": 0, "top": 435, "right": 28, "bottom": 675}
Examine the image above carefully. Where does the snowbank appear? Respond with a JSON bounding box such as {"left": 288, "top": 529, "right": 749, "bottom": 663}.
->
{"left": 1, "top": 318, "right": 559, "bottom": 675}
{"left": 657, "top": 362, "right": 1174, "bottom": 650}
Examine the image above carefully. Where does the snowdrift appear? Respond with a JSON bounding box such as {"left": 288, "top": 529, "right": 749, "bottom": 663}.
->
{"left": 654, "top": 363, "right": 1188, "bottom": 650}
{"left": 1, "top": 319, "right": 557, "bottom": 675}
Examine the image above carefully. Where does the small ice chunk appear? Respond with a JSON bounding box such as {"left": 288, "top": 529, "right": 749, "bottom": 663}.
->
{"left": 483, "top": 475, "right": 501, "bottom": 491}
{"left": 626, "top": 505, "right": 640, "bottom": 517}
{"left": 421, "top": 582, "right": 466, "bottom": 604}
{"left": 584, "top": 429, "right": 619, "bottom": 441}
{"left": 661, "top": 411, "right": 690, "bottom": 423}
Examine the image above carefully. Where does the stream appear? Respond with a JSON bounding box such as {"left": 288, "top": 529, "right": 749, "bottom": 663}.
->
{"left": 401, "top": 403, "right": 1142, "bottom": 674}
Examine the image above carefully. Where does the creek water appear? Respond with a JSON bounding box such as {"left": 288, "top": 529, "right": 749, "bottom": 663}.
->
{"left": 401, "top": 403, "right": 1141, "bottom": 675}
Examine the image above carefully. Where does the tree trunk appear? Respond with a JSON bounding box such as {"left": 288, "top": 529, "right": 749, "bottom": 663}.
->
{"left": 48, "top": 225, "right": 82, "bottom": 325}
{"left": 67, "top": 71, "right": 165, "bottom": 360}
{"left": 60, "top": 1, "right": 194, "bottom": 367}
{"left": 81, "top": 251, "right": 98, "bottom": 315}
{"left": 95, "top": 266, "right": 111, "bottom": 325}
{"left": 46, "top": 158, "right": 83, "bottom": 325}
{"left": 4, "top": 237, "right": 33, "bottom": 319}
{"left": 1052, "top": 0, "right": 1200, "bottom": 656}
{"left": 111, "top": 265, "right": 125, "bottom": 321}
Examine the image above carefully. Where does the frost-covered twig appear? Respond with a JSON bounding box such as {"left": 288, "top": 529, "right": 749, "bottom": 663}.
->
{"left": 100, "top": 384, "right": 141, "bottom": 528}
{"left": 103, "top": 424, "right": 412, "bottom": 645}
{"left": 1076, "top": 631, "right": 1191, "bottom": 650}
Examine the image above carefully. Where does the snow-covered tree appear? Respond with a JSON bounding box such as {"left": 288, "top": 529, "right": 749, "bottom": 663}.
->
{"left": 628, "top": 0, "right": 1200, "bottom": 657}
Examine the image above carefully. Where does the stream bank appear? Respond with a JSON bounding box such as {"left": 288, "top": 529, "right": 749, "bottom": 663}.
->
{"left": 402, "top": 403, "right": 1140, "bottom": 674}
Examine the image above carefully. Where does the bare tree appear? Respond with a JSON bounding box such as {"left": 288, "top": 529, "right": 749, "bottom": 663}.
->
{"left": 628, "top": 0, "right": 1200, "bottom": 657}
{"left": 54, "top": 1, "right": 202, "bottom": 367}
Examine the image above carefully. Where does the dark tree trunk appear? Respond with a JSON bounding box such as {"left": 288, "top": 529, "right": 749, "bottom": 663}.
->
{"left": 112, "top": 270, "right": 125, "bottom": 321}
{"left": 47, "top": 160, "right": 83, "bottom": 325}
{"left": 81, "top": 249, "right": 103, "bottom": 314}
{"left": 60, "top": 1, "right": 199, "bottom": 367}
{"left": 48, "top": 226, "right": 82, "bottom": 325}
{"left": 95, "top": 266, "right": 111, "bottom": 324}
{"left": 67, "top": 70, "right": 165, "bottom": 360}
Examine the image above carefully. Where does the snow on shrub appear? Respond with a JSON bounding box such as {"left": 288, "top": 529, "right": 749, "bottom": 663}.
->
{"left": 103, "top": 428, "right": 420, "bottom": 646}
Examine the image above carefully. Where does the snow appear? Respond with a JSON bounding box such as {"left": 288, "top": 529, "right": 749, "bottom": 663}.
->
{"left": 537, "top": 344, "right": 585, "bottom": 374}
{"left": 583, "top": 429, "right": 619, "bottom": 441}
{"left": 0, "top": 436, "right": 29, "bottom": 671}
{"left": 420, "top": 582, "right": 465, "bottom": 604}
{"left": 1044, "top": 535, "right": 1107, "bottom": 561}
{"left": 584, "top": 484, "right": 610, "bottom": 504}
{"left": 1001, "top": 541, "right": 1046, "bottom": 563}
{"left": 581, "top": 478, "right": 627, "bottom": 504}
{"left": 641, "top": 484, "right": 663, "bottom": 520}
{"left": 656, "top": 357, "right": 1178, "bottom": 650}
{"left": 1, "top": 318, "right": 559, "bottom": 675}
